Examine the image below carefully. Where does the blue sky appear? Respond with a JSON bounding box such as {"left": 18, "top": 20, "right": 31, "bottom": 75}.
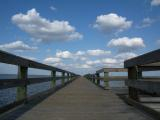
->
{"left": 0, "top": 0, "right": 160, "bottom": 75}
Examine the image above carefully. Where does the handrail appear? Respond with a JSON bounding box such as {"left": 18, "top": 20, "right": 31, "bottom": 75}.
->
{"left": 0, "top": 50, "right": 79, "bottom": 114}
{"left": 124, "top": 49, "right": 160, "bottom": 102}
{"left": 124, "top": 49, "right": 160, "bottom": 68}
{"left": 96, "top": 68, "right": 127, "bottom": 73}
{"left": 0, "top": 50, "right": 76, "bottom": 75}
{"left": 84, "top": 68, "right": 127, "bottom": 89}
{"left": 0, "top": 76, "right": 74, "bottom": 90}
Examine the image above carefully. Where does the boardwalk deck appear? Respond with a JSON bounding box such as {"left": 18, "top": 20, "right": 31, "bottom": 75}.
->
{"left": 5, "top": 77, "right": 154, "bottom": 120}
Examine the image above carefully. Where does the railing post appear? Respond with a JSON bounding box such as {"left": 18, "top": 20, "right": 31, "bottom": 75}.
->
{"left": 51, "top": 71, "right": 56, "bottom": 88}
{"left": 128, "top": 66, "right": 141, "bottom": 101}
{"left": 96, "top": 73, "right": 100, "bottom": 85}
{"left": 17, "top": 66, "right": 28, "bottom": 101}
{"left": 67, "top": 73, "right": 70, "bottom": 81}
{"left": 62, "top": 72, "right": 65, "bottom": 85}
{"left": 104, "top": 71, "right": 109, "bottom": 90}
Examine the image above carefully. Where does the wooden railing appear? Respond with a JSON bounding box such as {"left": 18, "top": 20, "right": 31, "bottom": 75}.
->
{"left": 84, "top": 68, "right": 127, "bottom": 89}
{"left": 0, "top": 50, "right": 79, "bottom": 114}
{"left": 124, "top": 49, "right": 160, "bottom": 101}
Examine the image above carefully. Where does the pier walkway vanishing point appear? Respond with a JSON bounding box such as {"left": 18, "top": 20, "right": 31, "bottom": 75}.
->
{"left": 4, "top": 77, "right": 153, "bottom": 120}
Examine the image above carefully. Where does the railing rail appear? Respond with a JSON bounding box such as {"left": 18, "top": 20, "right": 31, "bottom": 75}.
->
{"left": 84, "top": 68, "right": 127, "bottom": 89}
{"left": 124, "top": 49, "right": 160, "bottom": 101}
{"left": 0, "top": 50, "right": 79, "bottom": 114}
{"left": 0, "top": 50, "right": 76, "bottom": 74}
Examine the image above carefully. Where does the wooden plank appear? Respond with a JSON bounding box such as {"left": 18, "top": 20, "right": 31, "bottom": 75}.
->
{"left": 28, "top": 77, "right": 51, "bottom": 85}
{"left": 140, "top": 97, "right": 160, "bottom": 103}
{"left": 0, "top": 99, "right": 25, "bottom": 114}
{"left": 28, "top": 77, "right": 70, "bottom": 84}
{"left": 96, "top": 68, "right": 104, "bottom": 73}
{"left": 0, "top": 76, "right": 72, "bottom": 90}
{"left": 108, "top": 76, "right": 127, "bottom": 80}
{"left": 124, "top": 49, "right": 160, "bottom": 68}
{"left": 0, "top": 79, "right": 25, "bottom": 89}
{"left": 138, "top": 66, "right": 160, "bottom": 71}
{"left": 91, "top": 76, "right": 127, "bottom": 81}
{"left": 142, "top": 77, "right": 160, "bottom": 80}
{"left": 0, "top": 78, "right": 52, "bottom": 90}
{"left": 120, "top": 96, "right": 160, "bottom": 120}
{"left": 96, "top": 68, "right": 127, "bottom": 73}
{"left": 104, "top": 68, "right": 127, "bottom": 72}
{"left": 126, "top": 79, "right": 160, "bottom": 94}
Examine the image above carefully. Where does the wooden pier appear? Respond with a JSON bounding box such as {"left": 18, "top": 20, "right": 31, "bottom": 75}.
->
{"left": 1, "top": 49, "right": 160, "bottom": 120}
{"left": 1, "top": 77, "right": 153, "bottom": 120}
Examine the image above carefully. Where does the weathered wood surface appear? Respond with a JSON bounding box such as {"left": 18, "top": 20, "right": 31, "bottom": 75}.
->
{"left": 96, "top": 68, "right": 127, "bottom": 73}
{"left": 141, "top": 96, "right": 160, "bottom": 112}
{"left": 124, "top": 49, "right": 160, "bottom": 68}
{"left": 14, "top": 77, "right": 152, "bottom": 120}
{"left": 125, "top": 79, "right": 160, "bottom": 94}
{"left": 94, "top": 76, "right": 128, "bottom": 81}
{"left": 0, "top": 76, "right": 72, "bottom": 90}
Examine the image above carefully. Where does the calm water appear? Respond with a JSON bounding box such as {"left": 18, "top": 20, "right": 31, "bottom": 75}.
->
{"left": 0, "top": 74, "right": 126, "bottom": 107}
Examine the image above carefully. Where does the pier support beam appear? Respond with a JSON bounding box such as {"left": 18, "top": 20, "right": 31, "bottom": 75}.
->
{"left": 51, "top": 71, "right": 56, "bottom": 88}
{"left": 104, "top": 72, "right": 109, "bottom": 90}
{"left": 128, "top": 66, "right": 142, "bottom": 101}
{"left": 17, "top": 66, "right": 28, "bottom": 101}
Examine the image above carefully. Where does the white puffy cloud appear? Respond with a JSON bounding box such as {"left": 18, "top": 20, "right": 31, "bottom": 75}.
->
{"left": 0, "top": 40, "right": 37, "bottom": 52}
{"left": 79, "top": 57, "right": 87, "bottom": 61}
{"left": 44, "top": 57, "right": 61, "bottom": 64}
{"left": 55, "top": 50, "right": 73, "bottom": 59}
{"left": 75, "top": 51, "right": 85, "bottom": 56}
{"left": 107, "top": 37, "right": 145, "bottom": 52}
{"left": 84, "top": 58, "right": 117, "bottom": 67}
{"left": 45, "top": 49, "right": 132, "bottom": 72}
{"left": 115, "top": 52, "right": 137, "bottom": 60}
{"left": 93, "top": 13, "right": 132, "bottom": 33}
{"left": 113, "top": 52, "right": 137, "bottom": 67}
{"left": 12, "top": 8, "right": 82, "bottom": 42}
{"left": 151, "top": 0, "right": 160, "bottom": 6}
{"left": 55, "top": 49, "right": 111, "bottom": 60}
{"left": 142, "top": 18, "right": 154, "bottom": 27}
{"left": 101, "top": 58, "right": 118, "bottom": 64}
{"left": 137, "top": 18, "right": 155, "bottom": 28}
{"left": 75, "top": 64, "right": 91, "bottom": 69}
{"left": 86, "top": 60, "right": 101, "bottom": 66}
{"left": 87, "top": 49, "right": 111, "bottom": 56}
